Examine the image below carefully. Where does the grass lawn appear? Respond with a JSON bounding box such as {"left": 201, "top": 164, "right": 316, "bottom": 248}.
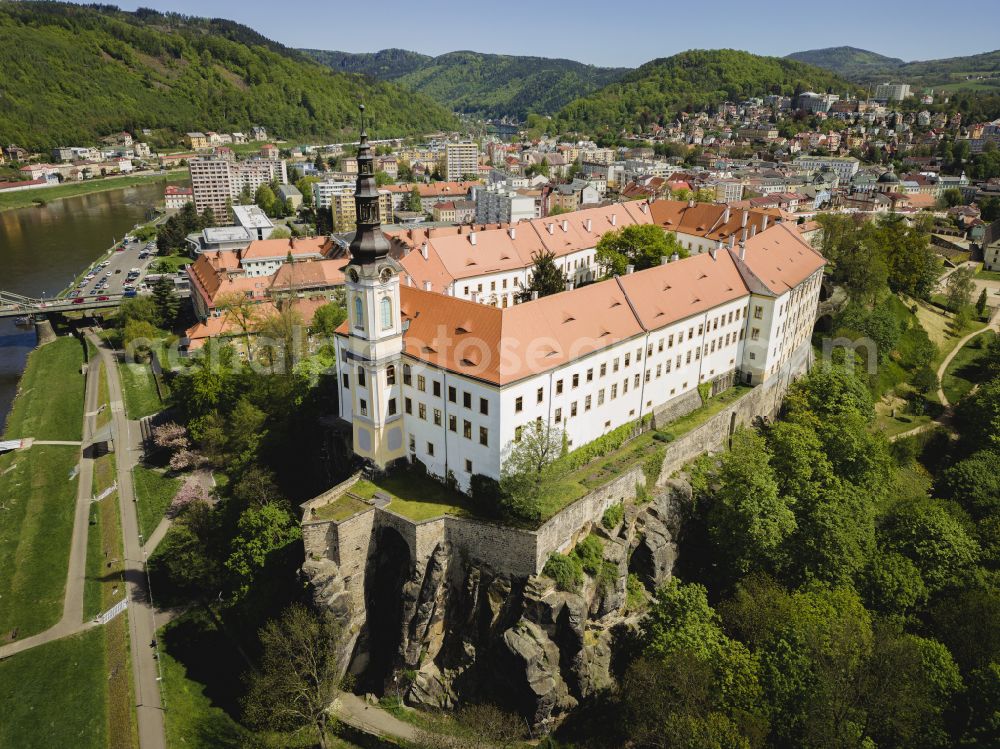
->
{"left": 0, "top": 170, "right": 187, "bottom": 211}
{"left": 352, "top": 472, "right": 476, "bottom": 522}
{"left": 0, "top": 446, "right": 80, "bottom": 639}
{"left": 0, "top": 627, "right": 107, "bottom": 749}
{"left": 975, "top": 266, "right": 1000, "bottom": 282}
{"left": 3, "top": 336, "right": 85, "bottom": 441}
{"left": 133, "top": 465, "right": 181, "bottom": 539}
{"left": 85, "top": 452, "right": 123, "bottom": 620}
{"left": 310, "top": 493, "right": 371, "bottom": 522}
{"left": 942, "top": 330, "right": 998, "bottom": 404}
{"left": 150, "top": 254, "right": 191, "bottom": 273}
{"left": 119, "top": 360, "right": 164, "bottom": 419}
{"left": 96, "top": 362, "right": 112, "bottom": 431}
{"left": 874, "top": 392, "right": 934, "bottom": 438}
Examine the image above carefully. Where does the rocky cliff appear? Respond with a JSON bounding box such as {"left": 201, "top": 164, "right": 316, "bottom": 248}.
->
{"left": 304, "top": 478, "right": 692, "bottom": 730}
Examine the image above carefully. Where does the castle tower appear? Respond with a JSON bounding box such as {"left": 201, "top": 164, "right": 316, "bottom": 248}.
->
{"left": 343, "top": 104, "right": 406, "bottom": 467}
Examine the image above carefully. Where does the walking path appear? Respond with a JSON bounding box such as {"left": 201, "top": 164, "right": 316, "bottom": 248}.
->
{"left": 935, "top": 307, "right": 1000, "bottom": 407}
{"left": 0, "top": 340, "right": 103, "bottom": 659}
{"left": 90, "top": 333, "right": 167, "bottom": 749}
{"left": 333, "top": 693, "right": 419, "bottom": 742}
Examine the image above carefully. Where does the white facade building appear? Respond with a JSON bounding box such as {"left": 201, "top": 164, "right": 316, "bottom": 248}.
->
{"left": 446, "top": 142, "right": 480, "bottom": 181}
{"left": 337, "top": 221, "right": 825, "bottom": 492}
{"left": 475, "top": 182, "right": 538, "bottom": 224}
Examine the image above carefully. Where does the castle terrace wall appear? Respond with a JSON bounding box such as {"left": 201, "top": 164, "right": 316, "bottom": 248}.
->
{"left": 533, "top": 466, "right": 645, "bottom": 571}
{"left": 303, "top": 341, "right": 814, "bottom": 583}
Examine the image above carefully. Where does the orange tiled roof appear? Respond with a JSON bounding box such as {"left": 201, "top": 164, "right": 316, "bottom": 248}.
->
{"left": 736, "top": 222, "right": 826, "bottom": 295}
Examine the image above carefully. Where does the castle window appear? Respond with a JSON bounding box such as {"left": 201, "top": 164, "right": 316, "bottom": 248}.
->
{"left": 479, "top": 427, "right": 488, "bottom": 446}
{"left": 403, "top": 364, "right": 412, "bottom": 385}
{"left": 417, "top": 375, "right": 426, "bottom": 392}
{"left": 463, "top": 420, "right": 472, "bottom": 439}
{"left": 359, "top": 399, "right": 368, "bottom": 416}
{"left": 480, "top": 398, "right": 489, "bottom": 416}
{"left": 405, "top": 397, "right": 412, "bottom": 414}
{"left": 418, "top": 403, "right": 426, "bottom": 420}
{"left": 555, "top": 408, "right": 562, "bottom": 423}
{"left": 386, "top": 365, "right": 396, "bottom": 385}
{"left": 427, "top": 442, "right": 434, "bottom": 456}
{"left": 465, "top": 459, "right": 473, "bottom": 473}
{"left": 388, "top": 398, "right": 397, "bottom": 416}
{"left": 433, "top": 408, "right": 442, "bottom": 426}
{"left": 449, "top": 415, "right": 457, "bottom": 432}
{"left": 357, "top": 366, "right": 366, "bottom": 387}
{"left": 448, "top": 386, "right": 457, "bottom": 403}
{"left": 354, "top": 296, "right": 364, "bottom": 329}
{"left": 515, "top": 397, "right": 523, "bottom": 413}
{"left": 380, "top": 297, "right": 393, "bottom": 330}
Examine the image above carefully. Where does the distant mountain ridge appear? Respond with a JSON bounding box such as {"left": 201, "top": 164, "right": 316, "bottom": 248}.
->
{"left": 0, "top": 2, "right": 459, "bottom": 151}
{"left": 787, "top": 46, "right": 1000, "bottom": 92}
{"left": 553, "top": 49, "right": 857, "bottom": 135}
{"left": 303, "top": 48, "right": 629, "bottom": 118}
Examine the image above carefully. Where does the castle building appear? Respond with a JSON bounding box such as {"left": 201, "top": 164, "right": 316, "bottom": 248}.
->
{"left": 335, "top": 113, "right": 826, "bottom": 491}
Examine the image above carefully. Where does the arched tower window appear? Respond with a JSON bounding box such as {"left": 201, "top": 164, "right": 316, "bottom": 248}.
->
{"left": 380, "top": 297, "right": 393, "bottom": 330}
{"left": 354, "top": 296, "right": 364, "bottom": 329}
{"left": 386, "top": 365, "right": 396, "bottom": 385}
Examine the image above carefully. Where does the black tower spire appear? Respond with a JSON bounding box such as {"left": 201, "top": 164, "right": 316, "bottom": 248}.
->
{"left": 348, "top": 103, "right": 391, "bottom": 264}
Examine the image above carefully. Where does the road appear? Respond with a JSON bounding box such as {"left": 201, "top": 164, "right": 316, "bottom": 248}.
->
{"left": 89, "top": 331, "right": 167, "bottom": 749}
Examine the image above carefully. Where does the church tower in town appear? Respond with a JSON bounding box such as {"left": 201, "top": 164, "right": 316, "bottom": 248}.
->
{"left": 342, "top": 104, "right": 406, "bottom": 468}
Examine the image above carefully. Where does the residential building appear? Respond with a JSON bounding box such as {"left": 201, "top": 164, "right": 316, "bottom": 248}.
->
{"left": 189, "top": 156, "right": 287, "bottom": 219}
{"left": 164, "top": 185, "right": 193, "bottom": 210}
{"left": 792, "top": 156, "right": 860, "bottom": 182}
{"left": 276, "top": 184, "right": 303, "bottom": 211}
{"left": 475, "top": 183, "right": 538, "bottom": 224}
{"left": 331, "top": 190, "right": 394, "bottom": 232}
{"left": 446, "top": 142, "right": 480, "bottom": 181}
{"left": 875, "top": 83, "right": 912, "bottom": 101}
{"left": 432, "top": 200, "right": 476, "bottom": 223}
{"left": 187, "top": 132, "right": 210, "bottom": 149}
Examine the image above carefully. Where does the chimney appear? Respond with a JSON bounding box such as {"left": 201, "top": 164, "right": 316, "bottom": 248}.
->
{"left": 738, "top": 242, "right": 746, "bottom": 261}
{"left": 723, "top": 206, "right": 731, "bottom": 224}
{"left": 751, "top": 225, "right": 758, "bottom": 237}
{"left": 611, "top": 213, "right": 618, "bottom": 226}
{"left": 407, "top": 275, "right": 414, "bottom": 286}
{"left": 531, "top": 290, "right": 539, "bottom": 301}
{"left": 709, "top": 247, "right": 717, "bottom": 261}
{"left": 670, "top": 252, "right": 679, "bottom": 263}
{"left": 729, "top": 235, "right": 735, "bottom": 249}
{"left": 660, "top": 255, "right": 669, "bottom": 266}
{"left": 741, "top": 226, "right": 748, "bottom": 243}
{"left": 565, "top": 280, "right": 575, "bottom": 291}
{"left": 741, "top": 210, "right": 748, "bottom": 228}
{"left": 688, "top": 198, "right": 695, "bottom": 208}
{"left": 761, "top": 215, "right": 769, "bottom": 231}
{"left": 421, "top": 242, "right": 429, "bottom": 260}
{"left": 561, "top": 219, "right": 569, "bottom": 232}
{"left": 585, "top": 218, "right": 592, "bottom": 232}
{"left": 640, "top": 201, "right": 648, "bottom": 213}
{"left": 469, "top": 232, "right": 477, "bottom": 246}
{"left": 508, "top": 226, "right": 516, "bottom": 239}
{"left": 423, "top": 280, "right": 432, "bottom": 291}
{"left": 626, "top": 264, "right": 635, "bottom": 275}
{"left": 547, "top": 223, "right": 554, "bottom": 235}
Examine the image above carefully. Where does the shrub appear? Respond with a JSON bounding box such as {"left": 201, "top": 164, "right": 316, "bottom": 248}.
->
{"left": 697, "top": 382, "right": 712, "bottom": 404}
{"left": 653, "top": 431, "right": 674, "bottom": 443}
{"left": 602, "top": 502, "right": 624, "bottom": 530}
{"left": 596, "top": 560, "right": 619, "bottom": 598}
{"left": 470, "top": 474, "right": 502, "bottom": 512}
{"left": 626, "top": 573, "right": 647, "bottom": 612}
{"left": 543, "top": 553, "right": 582, "bottom": 592}
{"left": 573, "top": 533, "right": 605, "bottom": 575}
{"left": 635, "top": 483, "right": 651, "bottom": 505}
{"left": 554, "top": 419, "right": 641, "bottom": 474}
{"left": 643, "top": 445, "right": 667, "bottom": 486}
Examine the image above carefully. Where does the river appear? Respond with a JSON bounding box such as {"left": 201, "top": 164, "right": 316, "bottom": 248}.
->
{"left": 0, "top": 182, "right": 169, "bottom": 433}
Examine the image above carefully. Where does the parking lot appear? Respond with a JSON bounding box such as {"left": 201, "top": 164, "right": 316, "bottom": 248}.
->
{"left": 69, "top": 237, "right": 178, "bottom": 301}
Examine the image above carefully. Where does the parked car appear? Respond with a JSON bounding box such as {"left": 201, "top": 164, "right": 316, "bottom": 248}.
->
{"left": 122, "top": 289, "right": 137, "bottom": 298}
{"left": 72, "top": 297, "right": 85, "bottom": 304}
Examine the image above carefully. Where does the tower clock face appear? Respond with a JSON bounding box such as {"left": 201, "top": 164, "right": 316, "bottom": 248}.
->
{"left": 379, "top": 266, "right": 393, "bottom": 284}
{"left": 348, "top": 268, "right": 360, "bottom": 283}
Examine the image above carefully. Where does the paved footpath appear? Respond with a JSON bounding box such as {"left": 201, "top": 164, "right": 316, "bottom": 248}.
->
{"left": 90, "top": 332, "right": 167, "bottom": 749}
{"left": 333, "top": 693, "right": 419, "bottom": 743}
{"left": 935, "top": 307, "right": 999, "bottom": 407}
{"left": 0, "top": 340, "right": 102, "bottom": 659}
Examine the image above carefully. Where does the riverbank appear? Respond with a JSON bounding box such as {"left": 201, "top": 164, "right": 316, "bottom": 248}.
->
{"left": 0, "top": 170, "right": 188, "bottom": 212}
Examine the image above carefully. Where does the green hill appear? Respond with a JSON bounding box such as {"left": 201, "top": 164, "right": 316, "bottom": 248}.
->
{"left": 788, "top": 46, "right": 1000, "bottom": 93}
{"left": 553, "top": 49, "right": 856, "bottom": 135}
{"left": 0, "top": 3, "right": 459, "bottom": 151}
{"left": 304, "top": 48, "right": 629, "bottom": 118}
{"left": 786, "top": 46, "right": 905, "bottom": 79}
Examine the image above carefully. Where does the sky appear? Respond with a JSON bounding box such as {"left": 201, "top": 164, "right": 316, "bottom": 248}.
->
{"left": 112, "top": 0, "right": 1000, "bottom": 68}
